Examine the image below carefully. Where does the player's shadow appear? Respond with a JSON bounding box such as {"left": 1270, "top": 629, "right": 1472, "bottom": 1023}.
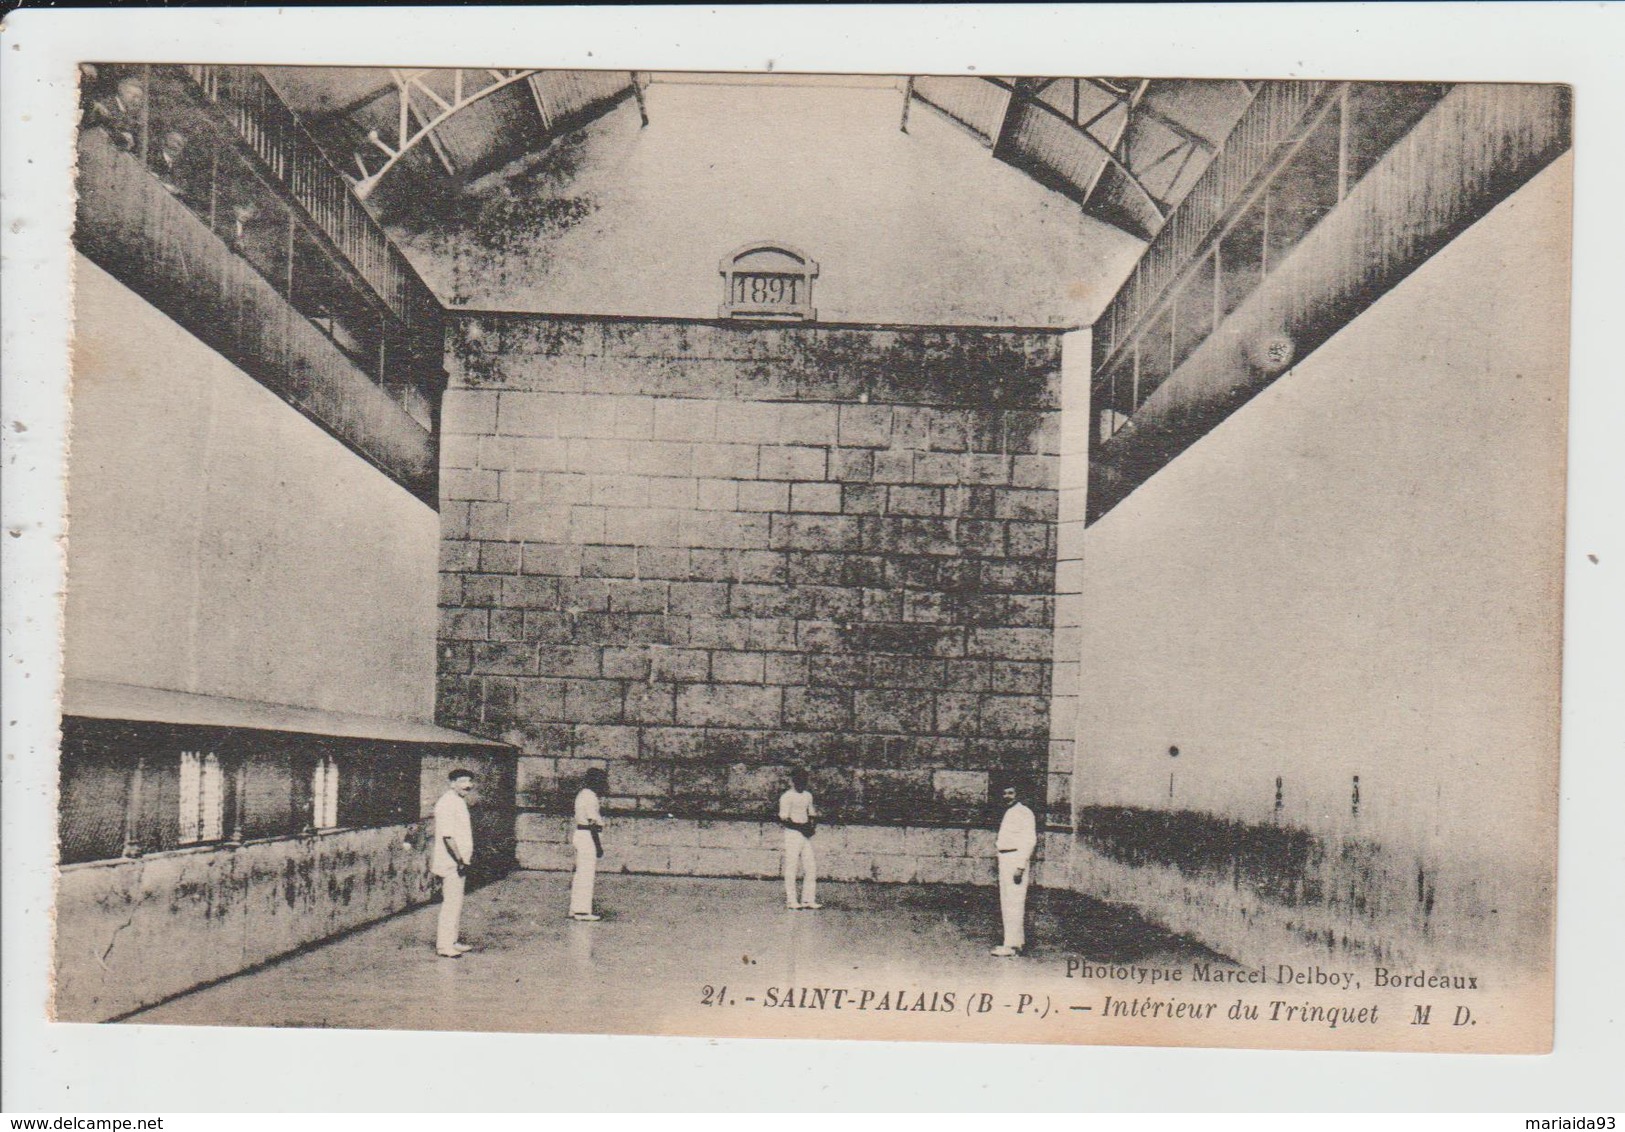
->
{"left": 891, "top": 881, "right": 1233, "bottom": 964}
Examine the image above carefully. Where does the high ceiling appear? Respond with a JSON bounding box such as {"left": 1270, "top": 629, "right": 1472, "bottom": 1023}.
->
{"left": 261, "top": 68, "right": 1251, "bottom": 244}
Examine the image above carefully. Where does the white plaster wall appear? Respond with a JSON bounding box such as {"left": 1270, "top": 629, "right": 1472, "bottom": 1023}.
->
{"left": 64, "top": 255, "right": 440, "bottom": 721}
{"left": 1073, "top": 154, "right": 1570, "bottom": 882}
{"left": 391, "top": 78, "right": 1145, "bottom": 327}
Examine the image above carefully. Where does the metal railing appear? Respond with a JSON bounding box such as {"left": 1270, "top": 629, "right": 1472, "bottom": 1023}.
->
{"left": 1093, "top": 81, "right": 1330, "bottom": 375}
{"left": 1092, "top": 81, "right": 1457, "bottom": 395}
{"left": 75, "top": 129, "right": 438, "bottom": 500}
{"left": 183, "top": 64, "right": 441, "bottom": 337}
{"left": 1087, "top": 81, "right": 1567, "bottom": 522}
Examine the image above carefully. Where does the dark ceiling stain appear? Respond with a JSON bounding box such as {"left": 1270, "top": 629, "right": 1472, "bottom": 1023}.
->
{"left": 386, "top": 129, "right": 600, "bottom": 306}
{"left": 389, "top": 128, "right": 598, "bottom": 244}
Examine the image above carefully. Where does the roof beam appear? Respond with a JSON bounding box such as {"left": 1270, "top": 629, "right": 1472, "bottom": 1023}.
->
{"left": 984, "top": 77, "right": 1167, "bottom": 224}
{"left": 350, "top": 68, "right": 539, "bottom": 200}
{"left": 1080, "top": 79, "right": 1143, "bottom": 208}
{"left": 1084, "top": 77, "right": 1216, "bottom": 152}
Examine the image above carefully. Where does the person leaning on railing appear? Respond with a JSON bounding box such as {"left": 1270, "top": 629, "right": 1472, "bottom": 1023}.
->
{"left": 83, "top": 70, "right": 147, "bottom": 154}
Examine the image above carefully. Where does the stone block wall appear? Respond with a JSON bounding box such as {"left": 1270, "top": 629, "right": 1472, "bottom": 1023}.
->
{"left": 438, "top": 315, "right": 1061, "bottom": 840}
{"left": 514, "top": 813, "right": 1066, "bottom": 890}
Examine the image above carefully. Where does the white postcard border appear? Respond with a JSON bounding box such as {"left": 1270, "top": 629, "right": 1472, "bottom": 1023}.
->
{"left": 3, "top": 3, "right": 1622, "bottom": 1112}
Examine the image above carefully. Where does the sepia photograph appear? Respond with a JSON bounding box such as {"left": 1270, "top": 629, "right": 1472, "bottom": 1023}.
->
{"left": 4, "top": 3, "right": 1621, "bottom": 1114}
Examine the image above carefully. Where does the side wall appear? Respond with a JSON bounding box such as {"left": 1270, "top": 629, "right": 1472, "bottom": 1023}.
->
{"left": 54, "top": 823, "right": 434, "bottom": 1022}
{"left": 1069, "top": 155, "right": 1571, "bottom": 971}
{"left": 65, "top": 255, "right": 439, "bottom": 721}
{"left": 58, "top": 259, "right": 459, "bottom": 1020}
{"left": 440, "top": 318, "right": 1062, "bottom": 875}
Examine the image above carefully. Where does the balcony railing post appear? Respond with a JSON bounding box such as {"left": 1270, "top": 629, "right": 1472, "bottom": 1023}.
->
{"left": 138, "top": 63, "right": 152, "bottom": 166}
{"left": 1336, "top": 86, "right": 1351, "bottom": 200}
{"left": 285, "top": 208, "right": 296, "bottom": 301}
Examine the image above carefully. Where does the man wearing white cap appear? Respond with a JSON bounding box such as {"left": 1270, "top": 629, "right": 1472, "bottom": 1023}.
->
{"left": 432, "top": 768, "right": 476, "bottom": 959}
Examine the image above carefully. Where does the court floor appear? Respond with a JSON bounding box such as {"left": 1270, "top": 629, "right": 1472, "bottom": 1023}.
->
{"left": 124, "top": 872, "right": 1230, "bottom": 1040}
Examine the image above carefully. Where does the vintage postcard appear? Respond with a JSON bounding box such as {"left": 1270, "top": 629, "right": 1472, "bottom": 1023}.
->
{"left": 41, "top": 44, "right": 1571, "bottom": 1062}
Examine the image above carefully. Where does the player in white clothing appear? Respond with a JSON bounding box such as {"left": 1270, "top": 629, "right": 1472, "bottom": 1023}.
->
{"left": 569, "top": 768, "right": 607, "bottom": 921}
{"left": 431, "top": 769, "right": 476, "bottom": 958}
{"left": 991, "top": 783, "right": 1037, "bottom": 957}
{"left": 778, "top": 768, "right": 820, "bottom": 909}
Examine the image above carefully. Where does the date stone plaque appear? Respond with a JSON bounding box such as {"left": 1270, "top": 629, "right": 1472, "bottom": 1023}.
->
{"left": 718, "top": 242, "right": 819, "bottom": 321}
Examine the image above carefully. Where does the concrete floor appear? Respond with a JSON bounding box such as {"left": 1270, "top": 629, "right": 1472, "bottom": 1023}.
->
{"left": 125, "top": 873, "right": 1229, "bottom": 1043}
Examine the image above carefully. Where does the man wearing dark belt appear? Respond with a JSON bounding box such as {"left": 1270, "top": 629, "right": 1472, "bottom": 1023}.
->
{"left": 991, "top": 783, "right": 1036, "bottom": 957}
{"left": 569, "top": 768, "right": 608, "bottom": 921}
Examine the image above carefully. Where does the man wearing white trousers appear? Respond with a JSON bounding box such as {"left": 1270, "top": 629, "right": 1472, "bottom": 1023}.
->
{"left": 432, "top": 768, "right": 476, "bottom": 959}
{"left": 991, "top": 783, "right": 1037, "bottom": 957}
{"left": 569, "top": 767, "right": 608, "bottom": 921}
{"left": 778, "top": 767, "right": 820, "bottom": 910}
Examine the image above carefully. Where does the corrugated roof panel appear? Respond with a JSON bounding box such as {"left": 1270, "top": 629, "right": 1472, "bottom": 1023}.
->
{"left": 1035, "top": 78, "right": 1122, "bottom": 135}
{"left": 1086, "top": 163, "right": 1165, "bottom": 242}
{"left": 912, "top": 75, "right": 1008, "bottom": 144}
{"left": 255, "top": 67, "right": 636, "bottom": 208}
{"left": 62, "top": 679, "right": 510, "bottom": 747}
{"left": 1000, "top": 102, "right": 1108, "bottom": 203}
{"left": 261, "top": 67, "right": 396, "bottom": 116}
{"left": 530, "top": 70, "right": 635, "bottom": 130}
{"left": 416, "top": 80, "right": 542, "bottom": 176}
